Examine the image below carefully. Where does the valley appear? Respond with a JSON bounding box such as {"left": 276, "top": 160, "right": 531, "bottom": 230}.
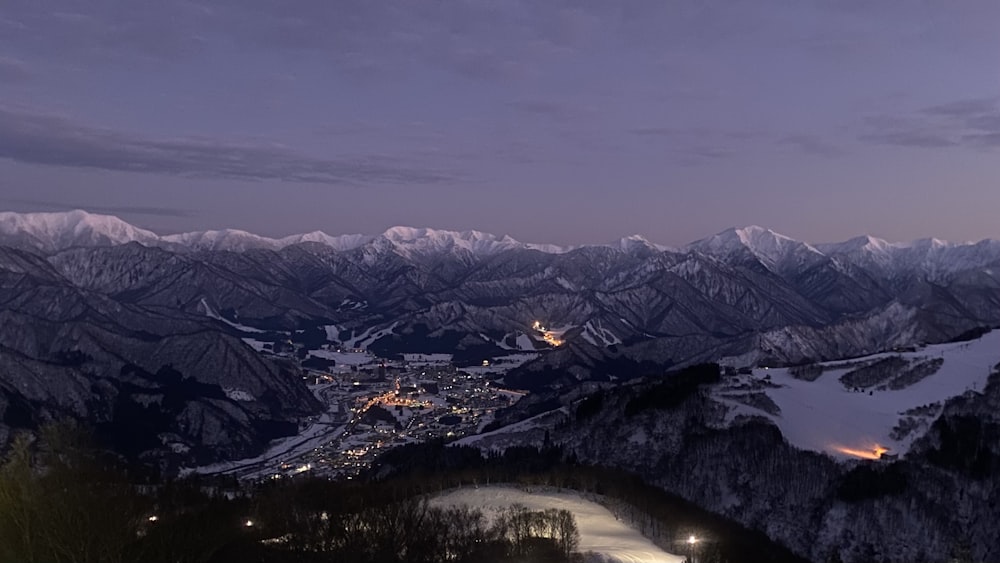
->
{"left": 1, "top": 210, "right": 999, "bottom": 562}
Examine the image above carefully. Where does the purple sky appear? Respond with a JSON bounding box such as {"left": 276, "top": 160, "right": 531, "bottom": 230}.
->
{"left": 1, "top": 1, "right": 999, "bottom": 246}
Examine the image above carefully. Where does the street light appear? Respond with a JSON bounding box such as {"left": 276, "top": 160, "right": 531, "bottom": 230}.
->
{"left": 687, "top": 535, "right": 699, "bottom": 563}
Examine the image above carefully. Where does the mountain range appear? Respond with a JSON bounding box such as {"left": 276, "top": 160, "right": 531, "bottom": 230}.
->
{"left": 1, "top": 209, "right": 998, "bottom": 465}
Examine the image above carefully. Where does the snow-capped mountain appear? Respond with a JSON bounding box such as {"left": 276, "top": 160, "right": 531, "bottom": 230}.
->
{"left": 3, "top": 210, "right": 998, "bottom": 279}
{"left": 687, "top": 225, "right": 827, "bottom": 275}
{"left": 160, "top": 228, "right": 376, "bottom": 252}
{"left": 3, "top": 210, "right": 997, "bottom": 368}
{"left": 0, "top": 209, "right": 161, "bottom": 252}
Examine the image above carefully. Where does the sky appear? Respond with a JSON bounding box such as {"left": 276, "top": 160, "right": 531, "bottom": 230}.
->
{"left": 1, "top": 1, "right": 999, "bottom": 247}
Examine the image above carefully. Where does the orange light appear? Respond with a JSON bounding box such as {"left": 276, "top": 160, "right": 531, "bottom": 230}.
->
{"left": 831, "top": 443, "right": 890, "bottom": 460}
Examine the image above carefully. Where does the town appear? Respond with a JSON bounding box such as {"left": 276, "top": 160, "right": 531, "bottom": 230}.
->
{"left": 198, "top": 338, "right": 537, "bottom": 481}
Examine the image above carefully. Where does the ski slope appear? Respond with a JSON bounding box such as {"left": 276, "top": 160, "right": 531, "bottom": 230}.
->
{"left": 431, "top": 486, "right": 684, "bottom": 563}
{"left": 717, "top": 329, "right": 1000, "bottom": 460}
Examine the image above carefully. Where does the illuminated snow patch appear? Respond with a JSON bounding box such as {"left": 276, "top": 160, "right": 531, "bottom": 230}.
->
{"left": 431, "top": 486, "right": 684, "bottom": 563}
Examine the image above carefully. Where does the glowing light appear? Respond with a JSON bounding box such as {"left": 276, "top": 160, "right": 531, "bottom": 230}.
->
{"left": 688, "top": 535, "right": 698, "bottom": 545}
{"left": 147, "top": 515, "right": 159, "bottom": 523}
{"left": 244, "top": 519, "right": 255, "bottom": 528}
{"left": 831, "top": 443, "right": 890, "bottom": 460}
{"left": 542, "top": 333, "right": 563, "bottom": 346}
{"left": 532, "top": 320, "right": 564, "bottom": 346}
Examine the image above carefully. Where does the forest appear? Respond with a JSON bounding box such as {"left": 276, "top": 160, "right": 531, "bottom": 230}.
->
{"left": 0, "top": 422, "right": 806, "bottom": 563}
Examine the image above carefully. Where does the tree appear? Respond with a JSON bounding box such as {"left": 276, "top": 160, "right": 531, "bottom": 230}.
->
{"left": 0, "top": 422, "right": 149, "bottom": 563}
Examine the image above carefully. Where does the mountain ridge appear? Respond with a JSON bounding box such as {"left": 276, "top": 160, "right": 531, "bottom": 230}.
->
{"left": 2, "top": 209, "right": 995, "bottom": 258}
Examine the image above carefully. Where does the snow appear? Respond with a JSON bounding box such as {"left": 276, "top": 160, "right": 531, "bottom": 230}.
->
{"left": 460, "top": 353, "right": 538, "bottom": 375}
{"left": 516, "top": 333, "right": 538, "bottom": 351}
{"left": 163, "top": 229, "right": 279, "bottom": 251}
{"left": 308, "top": 350, "right": 375, "bottom": 366}
{"left": 337, "top": 323, "right": 398, "bottom": 349}
{"left": 687, "top": 226, "right": 826, "bottom": 274}
{"left": 279, "top": 231, "right": 373, "bottom": 251}
{"left": 189, "top": 383, "right": 348, "bottom": 478}
{"left": 615, "top": 235, "right": 674, "bottom": 253}
{"left": 242, "top": 338, "right": 270, "bottom": 352}
{"left": 453, "top": 407, "right": 564, "bottom": 449}
{"left": 5, "top": 211, "right": 1000, "bottom": 280}
{"left": 403, "top": 353, "right": 453, "bottom": 365}
{"left": 716, "top": 329, "right": 1000, "bottom": 460}
{"left": 0, "top": 209, "right": 160, "bottom": 251}
{"left": 224, "top": 387, "right": 254, "bottom": 402}
{"left": 200, "top": 299, "right": 266, "bottom": 333}
{"left": 430, "top": 486, "right": 684, "bottom": 563}
{"left": 581, "top": 320, "right": 622, "bottom": 347}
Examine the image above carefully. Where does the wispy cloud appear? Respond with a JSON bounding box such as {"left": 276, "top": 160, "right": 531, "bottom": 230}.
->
{"left": 860, "top": 97, "right": 1000, "bottom": 150}
{"left": 0, "top": 106, "right": 455, "bottom": 186}
{"left": 777, "top": 134, "right": 847, "bottom": 157}
{"left": 0, "top": 197, "right": 194, "bottom": 217}
{"left": 506, "top": 99, "right": 594, "bottom": 123}
{"left": 0, "top": 56, "right": 32, "bottom": 81}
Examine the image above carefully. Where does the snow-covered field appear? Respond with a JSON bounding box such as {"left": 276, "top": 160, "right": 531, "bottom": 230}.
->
{"left": 717, "top": 329, "right": 1000, "bottom": 460}
{"left": 460, "top": 353, "right": 539, "bottom": 376}
{"left": 430, "top": 486, "right": 684, "bottom": 563}
{"left": 308, "top": 349, "right": 376, "bottom": 366}
{"left": 187, "top": 383, "right": 347, "bottom": 478}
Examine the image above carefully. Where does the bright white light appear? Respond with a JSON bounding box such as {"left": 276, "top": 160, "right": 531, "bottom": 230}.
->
{"left": 244, "top": 519, "right": 254, "bottom": 528}
{"left": 687, "top": 535, "right": 698, "bottom": 545}
{"left": 147, "top": 515, "right": 159, "bottom": 523}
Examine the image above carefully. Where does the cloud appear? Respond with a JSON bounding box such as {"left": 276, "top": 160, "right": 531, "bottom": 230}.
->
{"left": 0, "top": 1, "right": 601, "bottom": 82}
{"left": 0, "top": 197, "right": 195, "bottom": 218}
{"left": 860, "top": 97, "right": 1000, "bottom": 150}
{"left": 627, "top": 126, "right": 758, "bottom": 165}
{"left": 506, "top": 99, "right": 592, "bottom": 123}
{"left": 921, "top": 97, "right": 999, "bottom": 117}
{"left": 629, "top": 127, "right": 681, "bottom": 137}
{"left": 0, "top": 106, "right": 455, "bottom": 186}
{"left": 676, "top": 146, "right": 733, "bottom": 166}
{"left": 860, "top": 131, "right": 956, "bottom": 148}
{"left": 0, "top": 56, "right": 32, "bottom": 81}
{"left": 777, "top": 134, "right": 846, "bottom": 157}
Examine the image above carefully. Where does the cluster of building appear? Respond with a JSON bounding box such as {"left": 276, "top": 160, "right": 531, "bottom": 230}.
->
{"left": 267, "top": 351, "right": 526, "bottom": 479}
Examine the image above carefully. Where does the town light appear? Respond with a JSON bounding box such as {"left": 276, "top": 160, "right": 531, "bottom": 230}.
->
{"left": 688, "top": 535, "right": 698, "bottom": 545}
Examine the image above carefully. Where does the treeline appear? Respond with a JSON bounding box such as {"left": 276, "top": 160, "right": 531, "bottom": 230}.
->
{"left": 248, "top": 486, "right": 580, "bottom": 563}
{"left": 623, "top": 363, "right": 721, "bottom": 415}
{"left": 0, "top": 423, "right": 582, "bottom": 563}
{"left": 371, "top": 441, "right": 808, "bottom": 563}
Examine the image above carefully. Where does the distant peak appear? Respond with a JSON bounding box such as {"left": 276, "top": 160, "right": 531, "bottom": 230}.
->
{"left": 692, "top": 225, "right": 801, "bottom": 251}
{"left": 843, "top": 235, "right": 893, "bottom": 252}
{"left": 377, "top": 225, "right": 524, "bottom": 256}
{"left": 615, "top": 234, "right": 671, "bottom": 253}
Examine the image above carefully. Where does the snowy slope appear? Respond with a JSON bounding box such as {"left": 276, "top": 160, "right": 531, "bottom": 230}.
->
{"left": 715, "top": 329, "right": 1000, "bottom": 460}
{"left": 431, "top": 486, "right": 684, "bottom": 563}
{"left": 687, "top": 225, "right": 827, "bottom": 275}
{"left": 162, "top": 229, "right": 282, "bottom": 251}
{"left": 3, "top": 210, "right": 998, "bottom": 275}
{"left": 0, "top": 209, "right": 160, "bottom": 252}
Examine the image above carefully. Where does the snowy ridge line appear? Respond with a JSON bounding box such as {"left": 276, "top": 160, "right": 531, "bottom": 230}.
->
{"left": 3, "top": 210, "right": 998, "bottom": 263}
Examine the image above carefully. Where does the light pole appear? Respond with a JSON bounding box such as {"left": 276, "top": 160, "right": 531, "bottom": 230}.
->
{"left": 687, "top": 535, "right": 699, "bottom": 563}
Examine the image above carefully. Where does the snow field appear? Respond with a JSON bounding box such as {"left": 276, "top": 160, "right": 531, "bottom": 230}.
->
{"left": 430, "top": 486, "right": 684, "bottom": 563}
